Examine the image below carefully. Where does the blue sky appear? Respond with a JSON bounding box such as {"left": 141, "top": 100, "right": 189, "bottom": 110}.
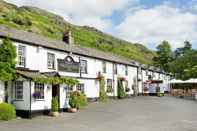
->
{"left": 5, "top": 0, "right": 197, "bottom": 50}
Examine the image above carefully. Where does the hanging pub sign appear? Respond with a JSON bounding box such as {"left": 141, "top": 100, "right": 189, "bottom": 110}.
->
{"left": 57, "top": 56, "right": 80, "bottom": 73}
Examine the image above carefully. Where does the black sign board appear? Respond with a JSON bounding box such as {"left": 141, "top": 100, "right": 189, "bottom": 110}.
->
{"left": 57, "top": 56, "right": 80, "bottom": 73}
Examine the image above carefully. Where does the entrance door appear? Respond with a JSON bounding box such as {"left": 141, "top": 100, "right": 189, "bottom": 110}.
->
{"left": 4, "top": 82, "right": 8, "bottom": 103}
{"left": 52, "top": 84, "right": 60, "bottom": 109}
{"left": 52, "top": 84, "right": 60, "bottom": 98}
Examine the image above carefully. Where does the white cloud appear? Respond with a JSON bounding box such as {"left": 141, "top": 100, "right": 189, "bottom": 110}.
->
{"left": 116, "top": 5, "right": 197, "bottom": 49}
{"left": 5, "top": 0, "right": 135, "bottom": 31}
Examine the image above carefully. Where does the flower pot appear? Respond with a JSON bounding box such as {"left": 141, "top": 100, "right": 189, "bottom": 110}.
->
{"left": 125, "top": 88, "right": 130, "bottom": 92}
{"left": 68, "top": 108, "right": 77, "bottom": 113}
{"left": 49, "top": 111, "right": 59, "bottom": 117}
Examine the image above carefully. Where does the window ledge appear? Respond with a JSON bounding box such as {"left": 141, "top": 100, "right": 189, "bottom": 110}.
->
{"left": 13, "top": 99, "right": 24, "bottom": 101}
{"left": 34, "top": 99, "right": 45, "bottom": 101}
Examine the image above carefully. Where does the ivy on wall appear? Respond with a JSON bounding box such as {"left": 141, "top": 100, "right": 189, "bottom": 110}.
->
{"left": 117, "top": 79, "right": 126, "bottom": 99}
{"left": 97, "top": 73, "right": 108, "bottom": 102}
{"left": 33, "top": 77, "right": 79, "bottom": 86}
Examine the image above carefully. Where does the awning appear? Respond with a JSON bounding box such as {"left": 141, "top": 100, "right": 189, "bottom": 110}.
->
{"left": 169, "top": 79, "right": 197, "bottom": 84}
{"left": 16, "top": 70, "right": 48, "bottom": 80}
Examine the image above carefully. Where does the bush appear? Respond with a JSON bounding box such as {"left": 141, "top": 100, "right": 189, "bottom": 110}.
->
{"left": 78, "top": 93, "right": 88, "bottom": 108}
{"left": 99, "top": 77, "right": 108, "bottom": 102}
{"left": 117, "top": 80, "right": 126, "bottom": 99}
{"left": 69, "top": 91, "right": 88, "bottom": 109}
{"left": 51, "top": 97, "right": 59, "bottom": 112}
{"left": 12, "top": 16, "right": 32, "bottom": 26}
{"left": 0, "top": 103, "right": 16, "bottom": 121}
{"left": 69, "top": 91, "right": 80, "bottom": 109}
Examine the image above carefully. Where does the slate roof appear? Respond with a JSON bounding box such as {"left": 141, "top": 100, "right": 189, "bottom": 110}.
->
{"left": 16, "top": 70, "right": 47, "bottom": 79}
{"left": 0, "top": 26, "right": 138, "bottom": 67}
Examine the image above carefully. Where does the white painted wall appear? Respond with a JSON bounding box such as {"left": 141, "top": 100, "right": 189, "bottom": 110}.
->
{"left": 31, "top": 83, "right": 52, "bottom": 111}
{"left": 13, "top": 81, "right": 30, "bottom": 110}
{"left": 0, "top": 81, "right": 4, "bottom": 103}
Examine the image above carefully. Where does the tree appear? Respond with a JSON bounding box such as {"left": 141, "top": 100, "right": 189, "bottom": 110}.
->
{"left": 174, "top": 41, "right": 192, "bottom": 58}
{"left": 0, "top": 38, "right": 16, "bottom": 102}
{"left": 169, "top": 49, "right": 197, "bottom": 80}
{"left": 153, "top": 41, "right": 173, "bottom": 72}
{"left": 0, "top": 38, "right": 16, "bottom": 81}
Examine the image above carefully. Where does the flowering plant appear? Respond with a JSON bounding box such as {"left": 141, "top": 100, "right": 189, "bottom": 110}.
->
{"left": 33, "top": 92, "right": 41, "bottom": 98}
{"left": 118, "top": 77, "right": 126, "bottom": 81}
{"left": 96, "top": 72, "right": 104, "bottom": 80}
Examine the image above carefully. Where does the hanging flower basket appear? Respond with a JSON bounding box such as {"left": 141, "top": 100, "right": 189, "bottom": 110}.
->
{"left": 118, "top": 77, "right": 126, "bottom": 81}
{"left": 125, "top": 88, "right": 130, "bottom": 92}
{"left": 33, "top": 92, "right": 41, "bottom": 99}
{"left": 144, "top": 87, "right": 148, "bottom": 92}
{"left": 96, "top": 72, "right": 104, "bottom": 81}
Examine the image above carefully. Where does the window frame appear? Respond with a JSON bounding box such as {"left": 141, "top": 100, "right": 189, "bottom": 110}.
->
{"left": 77, "top": 83, "right": 85, "bottom": 94}
{"left": 47, "top": 52, "right": 55, "bottom": 69}
{"left": 18, "top": 45, "right": 26, "bottom": 67}
{"left": 125, "top": 65, "right": 128, "bottom": 76}
{"left": 80, "top": 59, "right": 88, "bottom": 74}
{"left": 114, "top": 64, "right": 117, "bottom": 74}
{"left": 107, "top": 79, "right": 113, "bottom": 88}
{"left": 15, "top": 81, "right": 23, "bottom": 100}
{"left": 102, "top": 61, "right": 107, "bottom": 73}
{"left": 34, "top": 83, "right": 45, "bottom": 100}
{"left": 65, "top": 86, "right": 73, "bottom": 98}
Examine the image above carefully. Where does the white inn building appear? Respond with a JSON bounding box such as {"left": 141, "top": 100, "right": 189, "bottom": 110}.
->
{"left": 0, "top": 26, "right": 171, "bottom": 118}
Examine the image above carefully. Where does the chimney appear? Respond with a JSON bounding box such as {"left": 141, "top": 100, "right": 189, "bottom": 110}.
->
{"left": 63, "top": 31, "right": 73, "bottom": 45}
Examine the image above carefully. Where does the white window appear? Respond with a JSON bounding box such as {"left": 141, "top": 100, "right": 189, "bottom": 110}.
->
{"left": 80, "top": 60, "right": 87, "bottom": 74}
{"left": 15, "top": 81, "right": 23, "bottom": 100}
{"left": 102, "top": 61, "right": 106, "bottom": 73}
{"left": 47, "top": 53, "right": 55, "bottom": 69}
{"left": 114, "top": 64, "right": 117, "bottom": 74}
{"left": 125, "top": 66, "right": 128, "bottom": 76}
{"left": 65, "top": 86, "right": 73, "bottom": 98}
{"left": 33, "top": 83, "right": 44, "bottom": 100}
{"left": 18, "top": 45, "right": 26, "bottom": 67}
{"left": 77, "top": 84, "right": 85, "bottom": 94}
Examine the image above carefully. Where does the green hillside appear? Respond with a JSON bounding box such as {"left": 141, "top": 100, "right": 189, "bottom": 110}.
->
{"left": 0, "top": 0, "right": 155, "bottom": 64}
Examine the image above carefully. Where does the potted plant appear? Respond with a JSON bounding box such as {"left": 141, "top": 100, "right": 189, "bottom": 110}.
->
{"left": 68, "top": 91, "right": 80, "bottom": 113}
{"left": 125, "top": 87, "right": 130, "bottom": 92}
{"left": 50, "top": 97, "right": 59, "bottom": 117}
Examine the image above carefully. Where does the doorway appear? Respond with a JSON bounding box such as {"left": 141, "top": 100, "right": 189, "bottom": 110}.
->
{"left": 52, "top": 84, "right": 60, "bottom": 109}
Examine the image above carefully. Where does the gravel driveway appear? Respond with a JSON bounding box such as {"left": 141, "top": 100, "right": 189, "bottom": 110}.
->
{"left": 1, "top": 96, "right": 197, "bottom": 131}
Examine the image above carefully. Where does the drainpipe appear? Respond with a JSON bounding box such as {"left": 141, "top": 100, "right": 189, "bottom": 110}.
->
{"left": 79, "top": 57, "right": 82, "bottom": 78}
{"left": 112, "top": 63, "right": 115, "bottom": 99}
{"left": 29, "top": 80, "right": 32, "bottom": 119}
{"left": 137, "top": 67, "right": 139, "bottom": 95}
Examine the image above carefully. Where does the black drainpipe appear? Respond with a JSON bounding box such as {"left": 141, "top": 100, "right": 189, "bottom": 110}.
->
{"left": 112, "top": 63, "right": 115, "bottom": 99}
{"left": 29, "top": 80, "right": 32, "bottom": 119}
{"left": 79, "top": 57, "right": 82, "bottom": 78}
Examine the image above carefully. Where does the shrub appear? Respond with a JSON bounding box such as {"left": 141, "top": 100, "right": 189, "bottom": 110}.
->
{"left": 51, "top": 97, "right": 59, "bottom": 112}
{"left": 12, "top": 15, "right": 32, "bottom": 26}
{"left": 69, "top": 91, "right": 88, "bottom": 109}
{"left": 0, "top": 103, "right": 16, "bottom": 121}
{"left": 117, "top": 80, "right": 126, "bottom": 99}
{"left": 99, "top": 77, "right": 108, "bottom": 102}
{"left": 78, "top": 93, "right": 88, "bottom": 108}
{"left": 69, "top": 91, "right": 80, "bottom": 109}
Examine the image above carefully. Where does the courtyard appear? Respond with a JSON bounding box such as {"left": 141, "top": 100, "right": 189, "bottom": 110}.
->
{"left": 0, "top": 96, "right": 197, "bottom": 131}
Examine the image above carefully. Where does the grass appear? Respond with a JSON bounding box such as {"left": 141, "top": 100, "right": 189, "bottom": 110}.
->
{"left": 0, "top": 0, "right": 155, "bottom": 64}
